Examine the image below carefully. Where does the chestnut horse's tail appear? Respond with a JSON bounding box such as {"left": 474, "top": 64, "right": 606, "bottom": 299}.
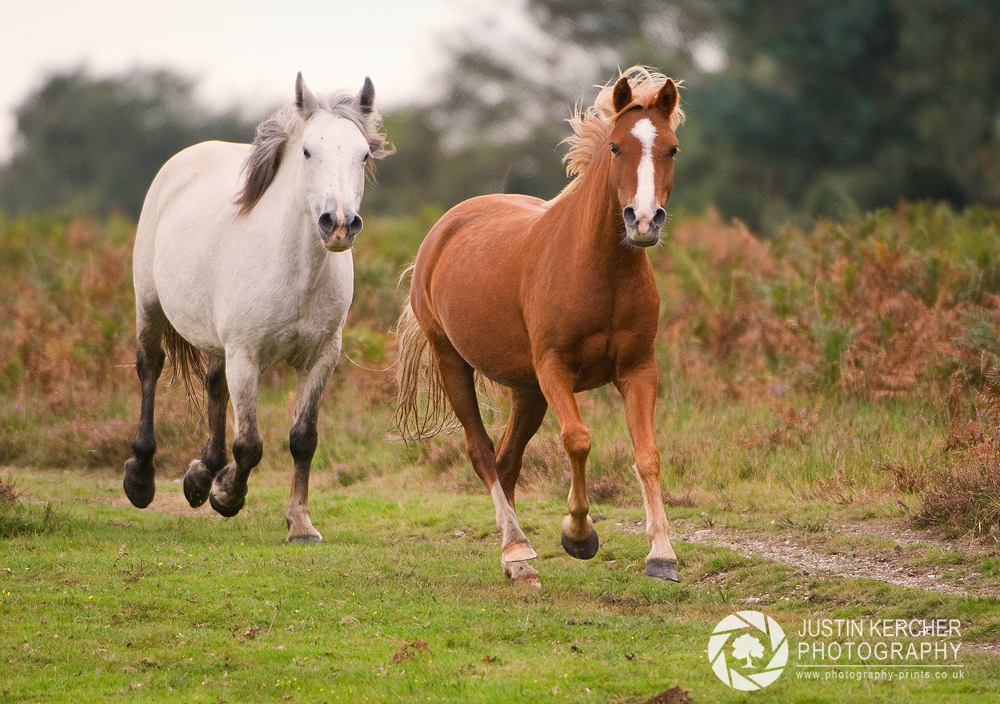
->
{"left": 163, "top": 320, "right": 207, "bottom": 407}
{"left": 392, "top": 301, "right": 462, "bottom": 442}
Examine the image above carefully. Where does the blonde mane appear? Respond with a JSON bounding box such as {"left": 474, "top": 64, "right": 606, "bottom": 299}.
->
{"left": 560, "top": 67, "right": 685, "bottom": 196}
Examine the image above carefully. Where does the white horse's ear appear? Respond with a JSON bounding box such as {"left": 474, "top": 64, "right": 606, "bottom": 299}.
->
{"left": 295, "top": 72, "right": 320, "bottom": 118}
{"left": 357, "top": 77, "right": 375, "bottom": 114}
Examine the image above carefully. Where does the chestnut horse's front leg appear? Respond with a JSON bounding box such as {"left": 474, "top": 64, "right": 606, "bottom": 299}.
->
{"left": 536, "top": 358, "right": 600, "bottom": 561}
{"left": 616, "top": 358, "right": 679, "bottom": 581}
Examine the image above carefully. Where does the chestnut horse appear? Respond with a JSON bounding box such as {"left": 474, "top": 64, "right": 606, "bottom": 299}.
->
{"left": 395, "top": 67, "right": 684, "bottom": 586}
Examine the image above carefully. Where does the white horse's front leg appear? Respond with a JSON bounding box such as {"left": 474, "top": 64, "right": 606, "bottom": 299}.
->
{"left": 285, "top": 346, "right": 338, "bottom": 543}
{"left": 209, "top": 351, "right": 262, "bottom": 517}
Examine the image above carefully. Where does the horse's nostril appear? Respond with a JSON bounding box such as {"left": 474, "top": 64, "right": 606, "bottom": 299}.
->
{"left": 652, "top": 208, "right": 666, "bottom": 229}
{"left": 348, "top": 214, "right": 363, "bottom": 236}
{"left": 318, "top": 212, "right": 335, "bottom": 235}
{"left": 622, "top": 206, "right": 637, "bottom": 228}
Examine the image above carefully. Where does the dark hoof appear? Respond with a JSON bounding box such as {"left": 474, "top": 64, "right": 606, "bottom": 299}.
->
{"left": 286, "top": 534, "right": 322, "bottom": 545}
{"left": 209, "top": 492, "right": 245, "bottom": 518}
{"left": 645, "top": 558, "right": 680, "bottom": 582}
{"left": 561, "top": 529, "right": 600, "bottom": 560}
{"left": 183, "top": 462, "right": 212, "bottom": 508}
{"left": 123, "top": 458, "right": 154, "bottom": 508}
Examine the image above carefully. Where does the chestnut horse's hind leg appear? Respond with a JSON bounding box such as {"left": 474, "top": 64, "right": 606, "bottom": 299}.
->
{"left": 123, "top": 330, "right": 166, "bottom": 508}
{"left": 536, "top": 359, "right": 600, "bottom": 560}
{"left": 209, "top": 351, "right": 262, "bottom": 518}
{"left": 284, "top": 349, "right": 339, "bottom": 543}
{"left": 495, "top": 388, "right": 548, "bottom": 507}
{"left": 616, "top": 360, "right": 680, "bottom": 582}
{"left": 183, "top": 356, "right": 229, "bottom": 508}
{"left": 429, "top": 335, "right": 539, "bottom": 586}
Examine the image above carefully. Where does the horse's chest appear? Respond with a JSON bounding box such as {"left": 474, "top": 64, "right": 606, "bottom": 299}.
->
{"left": 559, "top": 297, "right": 657, "bottom": 388}
{"left": 268, "top": 318, "right": 323, "bottom": 352}
{"left": 247, "top": 284, "right": 348, "bottom": 367}
{"left": 570, "top": 327, "right": 643, "bottom": 386}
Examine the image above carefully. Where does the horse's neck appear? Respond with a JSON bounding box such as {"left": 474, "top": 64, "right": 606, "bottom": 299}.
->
{"left": 253, "top": 168, "right": 329, "bottom": 286}
{"left": 553, "top": 164, "right": 644, "bottom": 271}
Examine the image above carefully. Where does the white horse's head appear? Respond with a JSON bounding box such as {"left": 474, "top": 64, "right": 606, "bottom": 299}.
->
{"left": 235, "top": 74, "right": 393, "bottom": 252}
{"left": 296, "top": 74, "right": 373, "bottom": 251}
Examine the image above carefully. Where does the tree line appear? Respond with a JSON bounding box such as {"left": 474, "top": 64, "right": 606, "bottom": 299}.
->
{"left": 1, "top": 0, "right": 998, "bottom": 231}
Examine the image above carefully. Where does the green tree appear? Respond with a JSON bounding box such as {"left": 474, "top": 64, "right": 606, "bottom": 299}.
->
{"left": 697, "top": 0, "right": 1000, "bottom": 227}
{"left": 427, "top": 0, "right": 1000, "bottom": 229}
{"left": 0, "top": 68, "right": 257, "bottom": 218}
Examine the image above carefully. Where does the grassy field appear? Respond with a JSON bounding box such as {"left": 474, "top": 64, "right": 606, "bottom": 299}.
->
{"left": 3, "top": 462, "right": 1000, "bottom": 703}
{"left": 3, "top": 204, "right": 1000, "bottom": 701}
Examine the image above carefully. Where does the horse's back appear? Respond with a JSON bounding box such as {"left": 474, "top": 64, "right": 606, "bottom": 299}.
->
{"left": 417, "top": 193, "right": 548, "bottom": 263}
{"left": 137, "top": 141, "right": 248, "bottom": 234}
{"left": 413, "top": 193, "right": 552, "bottom": 388}
{"left": 133, "top": 141, "right": 251, "bottom": 348}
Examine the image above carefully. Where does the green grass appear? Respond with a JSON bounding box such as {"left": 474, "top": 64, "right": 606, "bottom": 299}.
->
{"left": 2, "top": 467, "right": 999, "bottom": 703}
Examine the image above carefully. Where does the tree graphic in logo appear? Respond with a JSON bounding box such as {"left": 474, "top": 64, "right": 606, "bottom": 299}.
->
{"left": 732, "top": 633, "right": 765, "bottom": 668}
{"left": 708, "top": 611, "right": 788, "bottom": 690}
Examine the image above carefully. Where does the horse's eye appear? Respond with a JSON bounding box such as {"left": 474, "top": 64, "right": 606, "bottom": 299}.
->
{"left": 363, "top": 151, "right": 371, "bottom": 163}
{"left": 668, "top": 145, "right": 679, "bottom": 158}
{"left": 303, "top": 147, "right": 311, "bottom": 159}
{"left": 610, "top": 142, "right": 620, "bottom": 156}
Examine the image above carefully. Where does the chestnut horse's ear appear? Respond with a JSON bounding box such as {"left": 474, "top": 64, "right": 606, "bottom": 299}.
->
{"left": 612, "top": 76, "right": 633, "bottom": 114}
{"left": 295, "top": 72, "right": 320, "bottom": 118}
{"left": 655, "top": 78, "right": 678, "bottom": 118}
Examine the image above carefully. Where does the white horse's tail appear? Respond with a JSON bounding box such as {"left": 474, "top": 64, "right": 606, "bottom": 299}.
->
{"left": 392, "top": 301, "right": 461, "bottom": 442}
{"left": 163, "top": 321, "right": 207, "bottom": 406}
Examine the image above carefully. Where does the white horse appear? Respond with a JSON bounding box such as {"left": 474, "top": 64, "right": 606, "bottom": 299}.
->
{"left": 124, "top": 73, "right": 393, "bottom": 542}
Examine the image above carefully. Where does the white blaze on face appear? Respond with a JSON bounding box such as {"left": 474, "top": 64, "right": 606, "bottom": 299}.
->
{"left": 630, "top": 118, "right": 658, "bottom": 232}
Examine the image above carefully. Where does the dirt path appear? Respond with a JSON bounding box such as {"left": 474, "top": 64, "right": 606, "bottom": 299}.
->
{"left": 675, "top": 522, "right": 998, "bottom": 598}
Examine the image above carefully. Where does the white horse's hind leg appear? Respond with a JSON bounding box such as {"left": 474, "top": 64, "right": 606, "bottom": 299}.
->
{"left": 209, "top": 351, "right": 262, "bottom": 517}
{"left": 285, "top": 346, "right": 339, "bottom": 543}
{"left": 183, "top": 356, "right": 229, "bottom": 507}
{"left": 123, "top": 304, "right": 167, "bottom": 508}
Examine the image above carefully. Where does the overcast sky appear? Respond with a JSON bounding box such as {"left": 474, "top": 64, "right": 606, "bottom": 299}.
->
{"left": 0, "top": 0, "right": 515, "bottom": 160}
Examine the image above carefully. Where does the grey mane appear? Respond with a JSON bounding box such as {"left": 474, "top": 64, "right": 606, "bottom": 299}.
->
{"left": 234, "top": 91, "right": 394, "bottom": 216}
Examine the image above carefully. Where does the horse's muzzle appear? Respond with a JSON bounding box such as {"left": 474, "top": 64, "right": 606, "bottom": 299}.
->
{"left": 623, "top": 206, "right": 666, "bottom": 247}
{"left": 318, "top": 211, "right": 363, "bottom": 251}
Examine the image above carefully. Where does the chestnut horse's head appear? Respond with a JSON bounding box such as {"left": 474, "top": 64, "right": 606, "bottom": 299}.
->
{"left": 605, "top": 76, "right": 680, "bottom": 247}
